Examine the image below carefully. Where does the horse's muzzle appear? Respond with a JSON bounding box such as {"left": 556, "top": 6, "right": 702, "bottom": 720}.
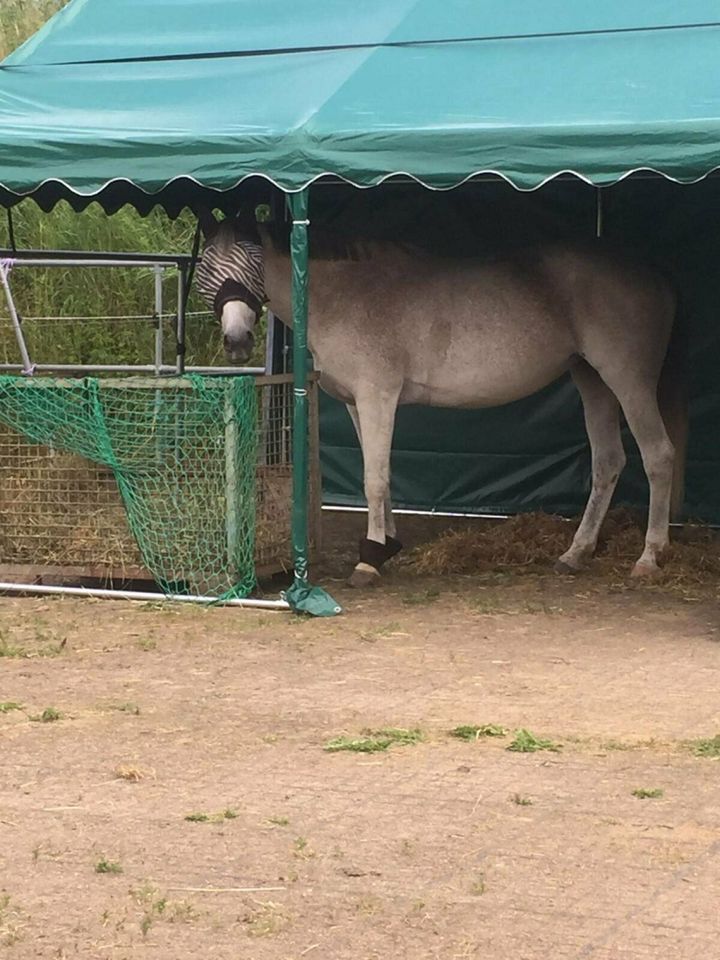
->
{"left": 223, "top": 331, "right": 254, "bottom": 364}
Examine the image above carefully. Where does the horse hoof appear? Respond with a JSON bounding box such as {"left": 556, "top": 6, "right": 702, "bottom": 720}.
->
{"left": 554, "top": 558, "right": 583, "bottom": 576}
{"left": 630, "top": 561, "right": 660, "bottom": 580}
{"left": 348, "top": 563, "right": 381, "bottom": 589}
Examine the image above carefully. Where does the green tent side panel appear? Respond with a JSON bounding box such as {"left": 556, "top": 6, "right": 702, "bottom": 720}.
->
{"left": 321, "top": 357, "right": 720, "bottom": 523}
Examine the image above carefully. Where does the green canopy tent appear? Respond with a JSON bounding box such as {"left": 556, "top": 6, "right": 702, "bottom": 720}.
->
{"left": 3, "top": 1, "right": 720, "bottom": 198}
{"left": 2, "top": 0, "right": 720, "bottom": 600}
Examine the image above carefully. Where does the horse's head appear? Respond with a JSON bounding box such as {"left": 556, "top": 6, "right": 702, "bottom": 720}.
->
{"left": 196, "top": 210, "right": 265, "bottom": 365}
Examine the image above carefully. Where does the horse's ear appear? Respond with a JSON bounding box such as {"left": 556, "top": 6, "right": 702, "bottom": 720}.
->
{"left": 233, "top": 207, "right": 261, "bottom": 241}
{"left": 197, "top": 207, "right": 220, "bottom": 240}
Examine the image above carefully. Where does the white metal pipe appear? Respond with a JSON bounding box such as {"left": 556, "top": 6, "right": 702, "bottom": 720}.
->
{"left": 0, "top": 363, "right": 266, "bottom": 375}
{"left": 0, "top": 262, "right": 35, "bottom": 374}
{"left": 175, "top": 366, "right": 266, "bottom": 376}
{"left": 321, "top": 505, "right": 711, "bottom": 530}
{"left": 1, "top": 312, "right": 209, "bottom": 323}
{"left": 0, "top": 581, "right": 290, "bottom": 609}
{"left": 321, "top": 504, "right": 513, "bottom": 520}
{"left": 7, "top": 258, "right": 187, "bottom": 269}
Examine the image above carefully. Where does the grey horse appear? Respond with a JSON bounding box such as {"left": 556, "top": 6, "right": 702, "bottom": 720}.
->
{"left": 198, "top": 212, "right": 685, "bottom": 588}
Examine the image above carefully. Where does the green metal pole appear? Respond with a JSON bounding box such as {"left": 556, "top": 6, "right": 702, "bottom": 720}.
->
{"left": 289, "top": 189, "right": 310, "bottom": 585}
{"left": 284, "top": 191, "right": 340, "bottom": 616}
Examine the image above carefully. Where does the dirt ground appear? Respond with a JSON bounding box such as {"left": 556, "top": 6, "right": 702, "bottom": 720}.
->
{"left": 1, "top": 512, "right": 719, "bottom": 960}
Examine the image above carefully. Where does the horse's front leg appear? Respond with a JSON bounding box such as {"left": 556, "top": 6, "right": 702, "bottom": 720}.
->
{"left": 348, "top": 392, "right": 402, "bottom": 588}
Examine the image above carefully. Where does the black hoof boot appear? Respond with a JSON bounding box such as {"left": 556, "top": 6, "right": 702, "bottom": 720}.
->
{"left": 347, "top": 537, "right": 404, "bottom": 588}
{"left": 359, "top": 536, "right": 403, "bottom": 570}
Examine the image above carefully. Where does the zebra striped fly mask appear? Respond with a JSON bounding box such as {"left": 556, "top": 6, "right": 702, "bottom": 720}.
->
{"left": 196, "top": 232, "right": 266, "bottom": 365}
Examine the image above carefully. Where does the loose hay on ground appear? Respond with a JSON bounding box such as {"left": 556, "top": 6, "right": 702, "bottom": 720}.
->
{"left": 408, "top": 509, "right": 720, "bottom": 591}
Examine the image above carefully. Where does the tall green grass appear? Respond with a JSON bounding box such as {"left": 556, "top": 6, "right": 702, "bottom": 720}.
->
{"left": 0, "top": 1, "right": 231, "bottom": 368}
{"left": 0, "top": 0, "right": 69, "bottom": 61}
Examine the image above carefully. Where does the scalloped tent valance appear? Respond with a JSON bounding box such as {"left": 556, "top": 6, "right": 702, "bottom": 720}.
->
{"left": 1, "top": 0, "right": 720, "bottom": 213}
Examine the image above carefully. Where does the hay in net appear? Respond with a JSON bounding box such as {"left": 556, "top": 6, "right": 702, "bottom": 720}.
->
{"left": 0, "top": 375, "right": 258, "bottom": 598}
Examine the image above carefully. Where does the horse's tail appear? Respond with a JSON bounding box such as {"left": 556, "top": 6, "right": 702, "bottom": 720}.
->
{"left": 657, "top": 296, "right": 688, "bottom": 521}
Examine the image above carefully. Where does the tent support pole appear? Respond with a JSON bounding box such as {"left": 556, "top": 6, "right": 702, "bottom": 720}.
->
{"left": 289, "top": 190, "right": 311, "bottom": 585}
{"left": 286, "top": 190, "right": 341, "bottom": 617}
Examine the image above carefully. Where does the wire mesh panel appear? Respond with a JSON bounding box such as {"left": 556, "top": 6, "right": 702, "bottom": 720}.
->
{"left": 0, "top": 375, "right": 319, "bottom": 591}
{"left": 255, "top": 375, "right": 321, "bottom": 573}
{"left": 0, "top": 445, "right": 138, "bottom": 572}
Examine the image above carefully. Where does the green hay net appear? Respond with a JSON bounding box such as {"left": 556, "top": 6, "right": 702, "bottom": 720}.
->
{"left": 0, "top": 375, "right": 258, "bottom": 598}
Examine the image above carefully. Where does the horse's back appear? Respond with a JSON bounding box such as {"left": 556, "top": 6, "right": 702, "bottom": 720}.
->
{"left": 309, "top": 238, "right": 676, "bottom": 409}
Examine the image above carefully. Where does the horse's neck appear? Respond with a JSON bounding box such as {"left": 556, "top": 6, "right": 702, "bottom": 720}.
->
{"left": 260, "top": 230, "right": 293, "bottom": 326}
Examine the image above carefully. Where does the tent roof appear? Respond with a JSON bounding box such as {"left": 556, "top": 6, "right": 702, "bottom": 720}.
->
{"left": 1, "top": 0, "right": 720, "bottom": 211}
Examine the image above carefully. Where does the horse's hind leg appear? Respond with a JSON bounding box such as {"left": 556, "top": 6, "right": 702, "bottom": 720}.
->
{"left": 602, "top": 376, "right": 674, "bottom": 577}
{"left": 556, "top": 362, "right": 626, "bottom": 573}
{"left": 348, "top": 393, "right": 402, "bottom": 588}
{"left": 347, "top": 403, "right": 397, "bottom": 541}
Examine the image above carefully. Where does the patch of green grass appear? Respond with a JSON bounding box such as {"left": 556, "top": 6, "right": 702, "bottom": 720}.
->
{"left": 632, "top": 788, "right": 664, "bottom": 800}
{"left": 30, "top": 707, "right": 62, "bottom": 723}
{"left": 325, "top": 727, "right": 424, "bottom": 753}
{"left": 400, "top": 838, "right": 414, "bottom": 856}
{"left": 267, "top": 816, "right": 289, "bottom": 827}
{"left": 358, "top": 622, "right": 403, "bottom": 643}
{"left": 95, "top": 858, "right": 123, "bottom": 875}
{"left": 325, "top": 735, "right": 387, "bottom": 753}
{"left": 506, "top": 729, "right": 562, "bottom": 753}
{"left": 184, "top": 808, "right": 238, "bottom": 824}
{"left": 0, "top": 701, "right": 22, "bottom": 714}
{"left": 112, "top": 702, "right": 141, "bottom": 716}
{"left": 372, "top": 727, "right": 424, "bottom": 744}
{"left": 242, "top": 900, "right": 290, "bottom": 938}
{"left": 511, "top": 793, "right": 533, "bottom": 806}
{"left": 469, "top": 591, "right": 552, "bottom": 616}
{"left": 470, "top": 876, "right": 486, "bottom": 896}
{"left": 401, "top": 589, "right": 441, "bottom": 606}
{"left": 130, "top": 881, "right": 197, "bottom": 937}
{"left": 450, "top": 723, "right": 507, "bottom": 741}
{"left": 0, "top": 633, "right": 65, "bottom": 659}
{"left": 0, "top": 893, "right": 23, "bottom": 947}
{"left": 0, "top": 637, "right": 24, "bottom": 658}
{"left": 31, "top": 843, "right": 61, "bottom": 864}
{"left": 690, "top": 734, "right": 720, "bottom": 758}
{"left": 467, "top": 592, "right": 509, "bottom": 615}
{"left": 31, "top": 624, "right": 67, "bottom": 652}
{"left": 136, "top": 637, "right": 157, "bottom": 652}
{"left": 292, "top": 836, "right": 315, "bottom": 859}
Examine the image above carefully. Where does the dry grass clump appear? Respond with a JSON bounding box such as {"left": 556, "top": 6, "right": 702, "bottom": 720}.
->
{"left": 114, "top": 764, "right": 154, "bottom": 782}
{"left": 410, "top": 512, "right": 572, "bottom": 575}
{"left": 410, "top": 508, "right": 720, "bottom": 589}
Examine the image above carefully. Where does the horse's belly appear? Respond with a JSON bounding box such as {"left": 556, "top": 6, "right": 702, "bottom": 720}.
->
{"left": 400, "top": 361, "right": 571, "bottom": 408}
